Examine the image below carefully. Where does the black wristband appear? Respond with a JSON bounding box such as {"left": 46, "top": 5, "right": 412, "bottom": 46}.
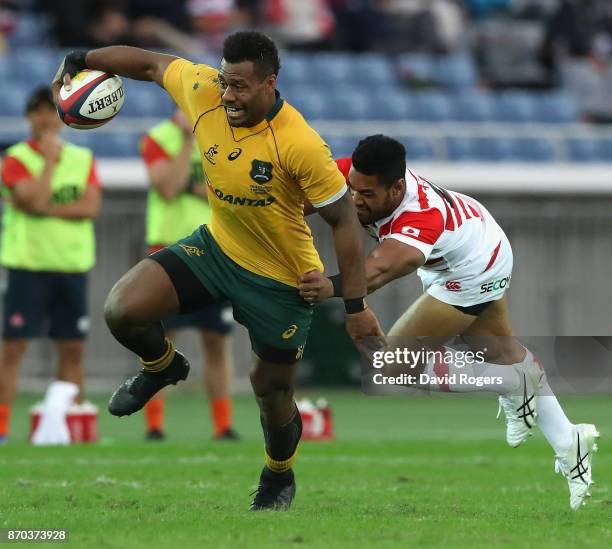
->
{"left": 329, "top": 274, "right": 342, "bottom": 297}
{"left": 62, "top": 50, "right": 89, "bottom": 81}
{"left": 344, "top": 297, "right": 366, "bottom": 314}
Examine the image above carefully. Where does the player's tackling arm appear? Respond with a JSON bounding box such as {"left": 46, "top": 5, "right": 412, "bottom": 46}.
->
{"left": 299, "top": 239, "right": 426, "bottom": 301}
{"left": 363, "top": 239, "right": 426, "bottom": 292}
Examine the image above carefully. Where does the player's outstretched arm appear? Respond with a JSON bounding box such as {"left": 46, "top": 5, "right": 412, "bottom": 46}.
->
{"left": 299, "top": 239, "right": 425, "bottom": 302}
{"left": 316, "top": 192, "right": 385, "bottom": 349}
{"left": 52, "top": 47, "right": 179, "bottom": 94}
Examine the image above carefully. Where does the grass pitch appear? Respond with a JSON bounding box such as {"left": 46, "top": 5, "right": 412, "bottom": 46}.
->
{"left": 1, "top": 391, "right": 610, "bottom": 548}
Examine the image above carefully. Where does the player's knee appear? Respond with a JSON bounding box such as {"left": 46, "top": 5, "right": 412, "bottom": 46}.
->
{"left": 249, "top": 367, "right": 268, "bottom": 397}
{"left": 104, "top": 285, "right": 133, "bottom": 333}
{"left": 249, "top": 367, "right": 292, "bottom": 400}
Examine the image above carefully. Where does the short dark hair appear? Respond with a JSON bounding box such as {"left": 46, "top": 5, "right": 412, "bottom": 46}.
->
{"left": 25, "top": 86, "right": 54, "bottom": 113}
{"left": 352, "top": 135, "right": 406, "bottom": 188}
{"left": 222, "top": 31, "right": 281, "bottom": 79}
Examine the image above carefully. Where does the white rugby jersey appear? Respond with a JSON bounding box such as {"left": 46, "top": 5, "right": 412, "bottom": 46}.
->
{"left": 334, "top": 156, "right": 504, "bottom": 273}
{"left": 336, "top": 158, "right": 514, "bottom": 304}
{"left": 371, "top": 169, "right": 505, "bottom": 273}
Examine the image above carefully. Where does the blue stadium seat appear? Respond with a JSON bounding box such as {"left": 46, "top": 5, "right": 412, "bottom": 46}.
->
{"left": 13, "top": 49, "right": 56, "bottom": 84}
{"left": 8, "top": 15, "right": 50, "bottom": 48}
{"left": 351, "top": 54, "right": 397, "bottom": 88}
{"left": 474, "top": 137, "right": 515, "bottom": 161}
{"left": 284, "top": 87, "right": 330, "bottom": 119}
{"left": 191, "top": 53, "right": 220, "bottom": 68}
{"left": 493, "top": 92, "right": 537, "bottom": 123}
{"left": 281, "top": 86, "right": 299, "bottom": 106}
{"left": 64, "top": 131, "right": 97, "bottom": 150}
{"left": 368, "top": 90, "right": 413, "bottom": 120}
{"left": 0, "top": 56, "right": 10, "bottom": 82}
{"left": 0, "top": 83, "right": 27, "bottom": 115}
{"left": 0, "top": 131, "right": 28, "bottom": 151}
{"left": 148, "top": 88, "right": 175, "bottom": 118}
{"left": 312, "top": 54, "right": 354, "bottom": 85}
{"left": 324, "top": 136, "right": 359, "bottom": 158}
{"left": 412, "top": 92, "right": 453, "bottom": 121}
{"left": 451, "top": 93, "right": 495, "bottom": 122}
{"left": 396, "top": 53, "right": 435, "bottom": 84}
{"left": 535, "top": 92, "right": 578, "bottom": 124}
{"left": 436, "top": 55, "right": 477, "bottom": 91}
{"left": 512, "top": 138, "right": 557, "bottom": 162}
{"left": 445, "top": 137, "right": 479, "bottom": 161}
{"left": 328, "top": 87, "right": 370, "bottom": 120}
{"left": 92, "top": 132, "right": 140, "bottom": 157}
{"left": 401, "top": 137, "right": 436, "bottom": 161}
{"left": 278, "top": 54, "right": 312, "bottom": 87}
{"left": 596, "top": 139, "right": 612, "bottom": 162}
{"left": 121, "top": 85, "right": 160, "bottom": 117}
{"left": 566, "top": 139, "right": 603, "bottom": 162}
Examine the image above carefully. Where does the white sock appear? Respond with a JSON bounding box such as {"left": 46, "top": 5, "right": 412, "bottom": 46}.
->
{"left": 536, "top": 379, "right": 574, "bottom": 455}
{"left": 417, "top": 347, "right": 521, "bottom": 394}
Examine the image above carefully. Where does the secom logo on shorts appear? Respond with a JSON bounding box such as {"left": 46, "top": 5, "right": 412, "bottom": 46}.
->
{"left": 480, "top": 275, "right": 511, "bottom": 294}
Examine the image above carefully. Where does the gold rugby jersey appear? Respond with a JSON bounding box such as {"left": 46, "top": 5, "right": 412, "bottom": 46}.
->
{"left": 163, "top": 59, "right": 347, "bottom": 287}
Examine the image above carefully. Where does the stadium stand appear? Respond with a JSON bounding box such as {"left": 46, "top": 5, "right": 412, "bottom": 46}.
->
{"left": 566, "top": 138, "right": 603, "bottom": 163}
{"left": 1, "top": 1, "right": 612, "bottom": 163}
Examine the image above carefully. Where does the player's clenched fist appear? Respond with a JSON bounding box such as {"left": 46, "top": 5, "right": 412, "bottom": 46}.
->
{"left": 299, "top": 271, "right": 333, "bottom": 303}
{"left": 299, "top": 270, "right": 386, "bottom": 351}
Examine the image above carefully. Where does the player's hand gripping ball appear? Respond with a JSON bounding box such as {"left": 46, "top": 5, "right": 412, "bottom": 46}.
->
{"left": 56, "top": 70, "right": 125, "bottom": 129}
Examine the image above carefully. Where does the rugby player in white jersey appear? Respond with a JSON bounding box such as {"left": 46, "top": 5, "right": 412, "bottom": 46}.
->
{"left": 299, "top": 135, "right": 599, "bottom": 510}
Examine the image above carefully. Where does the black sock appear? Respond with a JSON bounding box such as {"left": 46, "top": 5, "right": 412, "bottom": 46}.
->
{"left": 261, "top": 405, "right": 302, "bottom": 476}
{"left": 260, "top": 466, "right": 294, "bottom": 486}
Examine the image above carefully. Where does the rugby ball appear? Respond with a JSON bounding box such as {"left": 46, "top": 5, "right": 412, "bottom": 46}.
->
{"left": 57, "top": 70, "right": 125, "bottom": 129}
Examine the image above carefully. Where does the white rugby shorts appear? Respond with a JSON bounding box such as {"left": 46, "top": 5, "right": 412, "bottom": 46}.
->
{"left": 418, "top": 227, "right": 513, "bottom": 308}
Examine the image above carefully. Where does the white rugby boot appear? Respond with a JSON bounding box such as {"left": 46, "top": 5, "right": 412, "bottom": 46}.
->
{"left": 497, "top": 358, "right": 544, "bottom": 447}
{"left": 555, "top": 423, "right": 600, "bottom": 510}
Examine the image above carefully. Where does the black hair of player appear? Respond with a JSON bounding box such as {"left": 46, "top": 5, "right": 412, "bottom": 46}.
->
{"left": 222, "top": 31, "right": 281, "bottom": 80}
{"left": 352, "top": 135, "right": 406, "bottom": 189}
{"left": 25, "top": 86, "right": 54, "bottom": 114}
